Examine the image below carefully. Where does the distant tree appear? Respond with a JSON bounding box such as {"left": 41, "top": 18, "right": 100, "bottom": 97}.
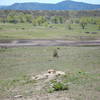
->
{"left": 36, "top": 16, "right": 43, "bottom": 26}
{"left": 80, "top": 22, "right": 87, "bottom": 29}
{"left": 0, "top": 17, "right": 6, "bottom": 23}
{"left": 7, "top": 15, "right": 16, "bottom": 23}
{"left": 19, "top": 16, "right": 26, "bottom": 23}
{"left": 80, "top": 17, "right": 88, "bottom": 29}
{"left": 87, "top": 17, "right": 94, "bottom": 24}
{"left": 32, "top": 19, "right": 37, "bottom": 26}
{"left": 18, "top": 13, "right": 26, "bottom": 23}
{"left": 6, "top": 12, "right": 17, "bottom": 23}
{"left": 65, "top": 20, "right": 72, "bottom": 30}
{"left": 14, "top": 15, "right": 20, "bottom": 23}
{"left": 96, "top": 18, "right": 100, "bottom": 30}
{"left": 25, "top": 14, "right": 33, "bottom": 23}
{"left": 43, "top": 22, "right": 49, "bottom": 27}
{"left": 36, "top": 16, "right": 47, "bottom": 26}
{"left": 51, "top": 16, "right": 58, "bottom": 24}
{"left": 32, "top": 16, "right": 47, "bottom": 26}
{"left": 59, "top": 16, "right": 64, "bottom": 24}
{"left": 51, "top": 16, "right": 64, "bottom": 24}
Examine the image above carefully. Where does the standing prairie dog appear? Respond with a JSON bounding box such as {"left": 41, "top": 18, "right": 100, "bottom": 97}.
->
{"left": 48, "top": 69, "right": 56, "bottom": 74}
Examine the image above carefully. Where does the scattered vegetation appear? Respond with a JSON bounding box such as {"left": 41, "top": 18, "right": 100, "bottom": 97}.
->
{"left": 0, "top": 10, "right": 100, "bottom": 40}
{"left": 0, "top": 10, "right": 100, "bottom": 99}
{"left": 50, "top": 80, "right": 68, "bottom": 91}
{"left": 80, "top": 17, "right": 87, "bottom": 29}
{"left": 53, "top": 49, "right": 59, "bottom": 58}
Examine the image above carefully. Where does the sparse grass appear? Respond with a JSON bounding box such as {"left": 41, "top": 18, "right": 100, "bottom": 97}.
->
{"left": 0, "top": 46, "right": 100, "bottom": 99}
{"left": 0, "top": 23, "right": 100, "bottom": 40}
{"left": 0, "top": 22, "right": 100, "bottom": 99}
{"left": 0, "top": 46, "right": 100, "bottom": 79}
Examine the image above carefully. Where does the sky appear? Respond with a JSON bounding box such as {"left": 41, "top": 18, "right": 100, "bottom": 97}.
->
{"left": 0, "top": 0, "right": 100, "bottom": 5}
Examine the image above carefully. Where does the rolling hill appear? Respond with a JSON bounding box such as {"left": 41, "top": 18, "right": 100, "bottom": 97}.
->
{"left": 0, "top": 0, "right": 100, "bottom": 10}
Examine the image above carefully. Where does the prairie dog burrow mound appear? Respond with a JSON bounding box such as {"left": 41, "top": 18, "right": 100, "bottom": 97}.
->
{"left": 31, "top": 69, "right": 65, "bottom": 80}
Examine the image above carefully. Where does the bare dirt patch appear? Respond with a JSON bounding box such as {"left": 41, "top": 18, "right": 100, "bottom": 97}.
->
{"left": 0, "top": 39, "right": 100, "bottom": 47}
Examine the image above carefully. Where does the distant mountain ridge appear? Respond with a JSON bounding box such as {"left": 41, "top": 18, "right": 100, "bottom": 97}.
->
{"left": 0, "top": 0, "right": 100, "bottom": 10}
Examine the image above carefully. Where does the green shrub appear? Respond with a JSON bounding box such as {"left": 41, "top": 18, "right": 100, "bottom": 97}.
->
{"left": 47, "top": 80, "right": 69, "bottom": 93}
{"left": 53, "top": 49, "right": 59, "bottom": 58}
{"left": 53, "top": 81, "right": 68, "bottom": 91}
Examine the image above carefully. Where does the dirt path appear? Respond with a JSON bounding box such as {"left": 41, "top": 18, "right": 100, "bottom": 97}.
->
{"left": 0, "top": 39, "right": 100, "bottom": 47}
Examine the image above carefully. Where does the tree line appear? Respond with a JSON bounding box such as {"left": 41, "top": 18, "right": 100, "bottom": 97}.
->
{"left": 0, "top": 10, "right": 100, "bottom": 30}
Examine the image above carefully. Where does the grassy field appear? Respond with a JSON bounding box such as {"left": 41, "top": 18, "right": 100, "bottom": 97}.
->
{"left": 0, "top": 23, "right": 100, "bottom": 40}
{"left": 0, "top": 22, "right": 100, "bottom": 100}
{"left": 0, "top": 46, "right": 100, "bottom": 100}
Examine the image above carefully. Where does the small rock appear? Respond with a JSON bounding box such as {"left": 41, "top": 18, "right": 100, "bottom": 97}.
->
{"left": 91, "top": 32, "right": 97, "bottom": 34}
{"left": 14, "top": 95, "right": 23, "bottom": 98}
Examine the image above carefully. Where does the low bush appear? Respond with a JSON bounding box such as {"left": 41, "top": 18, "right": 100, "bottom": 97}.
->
{"left": 47, "top": 80, "right": 69, "bottom": 93}
{"left": 53, "top": 81, "right": 68, "bottom": 91}
{"left": 53, "top": 49, "right": 59, "bottom": 58}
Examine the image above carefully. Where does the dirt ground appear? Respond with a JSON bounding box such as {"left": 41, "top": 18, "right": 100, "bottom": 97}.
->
{"left": 4, "top": 92, "right": 73, "bottom": 100}
{"left": 0, "top": 39, "right": 100, "bottom": 47}
{"left": 0, "top": 39, "right": 100, "bottom": 100}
